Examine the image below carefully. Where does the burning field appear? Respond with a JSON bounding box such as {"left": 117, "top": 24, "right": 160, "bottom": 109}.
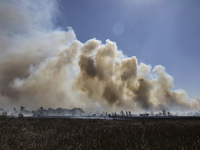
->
{"left": 0, "top": 117, "right": 200, "bottom": 149}
{"left": 1, "top": 1, "right": 200, "bottom": 149}
{"left": 0, "top": 0, "right": 200, "bottom": 113}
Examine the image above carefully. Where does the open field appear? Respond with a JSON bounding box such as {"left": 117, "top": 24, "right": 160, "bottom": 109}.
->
{"left": 0, "top": 117, "right": 200, "bottom": 150}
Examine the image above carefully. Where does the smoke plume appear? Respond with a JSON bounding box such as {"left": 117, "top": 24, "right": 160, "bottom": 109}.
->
{"left": 0, "top": 0, "right": 199, "bottom": 112}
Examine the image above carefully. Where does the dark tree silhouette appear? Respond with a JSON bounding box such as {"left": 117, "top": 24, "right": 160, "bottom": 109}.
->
{"left": 120, "top": 111, "right": 124, "bottom": 117}
{"left": 20, "top": 106, "right": 25, "bottom": 113}
{"left": 162, "top": 110, "right": 166, "bottom": 116}
{"left": 129, "top": 111, "right": 131, "bottom": 117}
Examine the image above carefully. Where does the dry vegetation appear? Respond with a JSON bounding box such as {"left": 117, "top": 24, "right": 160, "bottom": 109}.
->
{"left": 0, "top": 117, "right": 200, "bottom": 150}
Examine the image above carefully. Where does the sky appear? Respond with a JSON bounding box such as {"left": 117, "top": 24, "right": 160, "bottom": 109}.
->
{"left": 56, "top": 0, "right": 200, "bottom": 99}
{"left": 0, "top": 0, "right": 200, "bottom": 112}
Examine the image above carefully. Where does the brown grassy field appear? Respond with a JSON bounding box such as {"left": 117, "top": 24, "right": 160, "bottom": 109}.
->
{"left": 0, "top": 117, "right": 200, "bottom": 150}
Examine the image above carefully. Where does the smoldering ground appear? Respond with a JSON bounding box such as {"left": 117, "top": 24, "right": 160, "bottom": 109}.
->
{"left": 0, "top": 0, "right": 199, "bottom": 112}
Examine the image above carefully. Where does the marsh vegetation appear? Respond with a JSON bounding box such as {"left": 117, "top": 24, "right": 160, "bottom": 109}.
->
{"left": 0, "top": 118, "right": 200, "bottom": 149}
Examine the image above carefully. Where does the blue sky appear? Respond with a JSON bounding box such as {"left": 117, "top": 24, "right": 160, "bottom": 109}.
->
{"left": 56, "top": 0, "right": 200, "bottom": 98}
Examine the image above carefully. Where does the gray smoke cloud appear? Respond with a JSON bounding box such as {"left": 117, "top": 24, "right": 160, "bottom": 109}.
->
{"left": 0, "top": 0, "right": 199, "bottom": 112}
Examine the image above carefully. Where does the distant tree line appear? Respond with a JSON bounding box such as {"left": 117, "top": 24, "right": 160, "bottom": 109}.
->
{"left": 0, "top": 107, "right": 85, "bottom": 117}
{"left": 1, "top": 107, "right": 200, "bottom": 118}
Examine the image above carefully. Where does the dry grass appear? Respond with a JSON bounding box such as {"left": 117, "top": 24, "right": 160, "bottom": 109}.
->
{"left": 0, "top": 117, "right": 200, "bottom": 150}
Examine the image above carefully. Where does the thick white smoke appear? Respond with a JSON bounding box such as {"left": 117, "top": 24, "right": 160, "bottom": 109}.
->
{"left": 0, "top": 0, "right": 199, "bottom": 112}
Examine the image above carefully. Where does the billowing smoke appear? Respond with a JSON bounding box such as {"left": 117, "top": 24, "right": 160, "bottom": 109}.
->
{"left": 0, "top": 0, "right": 199, "bottom": 112}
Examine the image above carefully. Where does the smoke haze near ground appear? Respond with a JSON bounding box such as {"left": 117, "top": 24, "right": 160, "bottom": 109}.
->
{"left": 0, "top": 0, "right": 199, "bottom": 112}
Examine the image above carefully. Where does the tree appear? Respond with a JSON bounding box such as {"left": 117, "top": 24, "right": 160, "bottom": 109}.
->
{"left": 13, "top": 107, "right": 17, "bottom": 114}
{"left": 162, "top": 110, "right": 166, "bottom": 116}
{"left": 129, "top": 111, "right": 131, "bottom": 117}
{"left": 40, "top": 107, "right": 43, "bottom": 111}
{"left": 120, "top": 111, "right": 124, "bottom": 117}
{"left": 40, "top": 107, "right": 44, "bottom": 116}
{"left": 20, "top": 106, "right": 25, "bottom": 113}
{"left": 126, "top": 111, "right": 128, "bottom": 116}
